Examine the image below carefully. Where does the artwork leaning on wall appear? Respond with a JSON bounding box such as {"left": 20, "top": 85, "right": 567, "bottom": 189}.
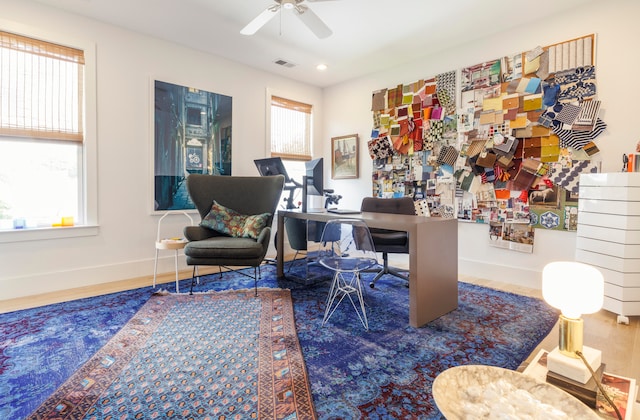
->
{"left": 153, "top": 80, "right": 232, "bottom": 211}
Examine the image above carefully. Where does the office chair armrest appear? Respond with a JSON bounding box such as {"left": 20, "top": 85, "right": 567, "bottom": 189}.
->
{"left": 183, "top": 225, "right": 218, "bottom": 241}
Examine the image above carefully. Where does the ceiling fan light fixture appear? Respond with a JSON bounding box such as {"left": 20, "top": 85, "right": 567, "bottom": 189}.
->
{"left": 316, "top": 63, "right": 328, "bottom": 71}
{"left": 282, "top": 0, "right": 296, "bottom": 9}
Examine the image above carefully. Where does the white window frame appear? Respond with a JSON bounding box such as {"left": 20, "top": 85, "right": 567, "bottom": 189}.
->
{"left": 264, "top": 88, "right": 317, "bottom": 210}
{"left": 0, "top": 20, "right": 97, "bottom": 243}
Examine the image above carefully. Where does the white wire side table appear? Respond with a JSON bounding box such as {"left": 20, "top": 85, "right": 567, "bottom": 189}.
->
{"left": 153, "top": 210, "right": 194, "bottom": 292}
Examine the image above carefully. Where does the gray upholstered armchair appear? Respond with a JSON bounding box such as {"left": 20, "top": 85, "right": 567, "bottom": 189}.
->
{"left": 183, "top": 174, "right": 285, "bottom": 294}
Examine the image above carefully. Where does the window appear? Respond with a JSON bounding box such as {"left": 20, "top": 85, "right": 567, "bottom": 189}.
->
{"left": 269, "top": 95, "right": 313, "bottom": 209}
{"left": 270, "top": 96, "right": 311, "bottom": 162}
{"left": 0, "top": 29, "right": 93, "bottom": 235}
{"left": 0, "top": 139, "right": 81, "bottom": 229}
{"left": 186, "top": 106, "right": 203, "bottom": 126}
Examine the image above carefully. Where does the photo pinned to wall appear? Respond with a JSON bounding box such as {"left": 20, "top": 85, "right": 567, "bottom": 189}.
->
{"left": 489, "top": 220, "right": 535, "bottom": 253}
{"left": 461, "top": 59, "right": 501, "bottom": 92}
{"left": 331, "top": 134, "right": 359, "bottom": 179}
{"left": 528, "top": 184, "right": 560, "bottom": 208}
{"left": 153, "top": 80, "right": 232, "bottom": 211}
{"left": 563, "top": 189, "right": 580, "bottom": 231}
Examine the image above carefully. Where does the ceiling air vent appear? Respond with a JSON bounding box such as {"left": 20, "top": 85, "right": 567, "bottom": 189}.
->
{"left": 274, "top": 59, "right": 296, "bottom": 68}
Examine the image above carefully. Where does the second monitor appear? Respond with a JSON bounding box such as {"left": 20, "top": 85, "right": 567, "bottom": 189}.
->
{"left": 302, "top": 157, "right": 323, "bottom": 213}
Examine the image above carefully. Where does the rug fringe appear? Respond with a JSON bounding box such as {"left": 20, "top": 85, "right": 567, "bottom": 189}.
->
{"left": 167, "top": 287, "right": 289, "bottom": 296}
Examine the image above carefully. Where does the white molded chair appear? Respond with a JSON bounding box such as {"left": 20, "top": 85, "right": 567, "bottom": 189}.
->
{"left": 317, "top": 219, "right": 378, "bottom": 330}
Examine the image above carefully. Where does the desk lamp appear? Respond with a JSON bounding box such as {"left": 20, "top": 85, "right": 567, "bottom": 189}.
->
{"left": 542, "top": 261, "right": 604, "bottom": 384}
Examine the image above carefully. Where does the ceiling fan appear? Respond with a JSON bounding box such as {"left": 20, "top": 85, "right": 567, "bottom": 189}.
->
{"left": 240, "top": 0, "right": 335, "bottom": 39}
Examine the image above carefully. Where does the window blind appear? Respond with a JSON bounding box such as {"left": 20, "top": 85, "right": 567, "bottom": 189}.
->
{"left": 0, "top": 30, "right": 85, "bottom": 142}
{"left": 270, "top": 95, "right": 311, "bottom": 161}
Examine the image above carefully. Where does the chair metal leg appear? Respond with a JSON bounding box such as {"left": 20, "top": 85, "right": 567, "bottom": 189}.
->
{"left": 174, "top": 249, "right": 180, "bottom": 293}
{"left": 215, "top": 265, "right": 260, "bottom": 296}
{"left": 369, "top": 253, "right": 409, "bottom": 288}
{"left": 189, "top": 264, "right": 259, "bottom": 296}
{"left": 254, "top": 267, "right": 258, "bottom": 297}
{"left": 322, "top": 273, "right": 344, "bottom": 326}
{"left": 153, "top": 249, "right": 159, "bottom": 288}
{"left": 287, "top": 250, "right": 302, "bottom": 273}
{"left": 189, "top": 265, "right": 199, "bottom": 295}
{"left": 369, "top": 269, "right": 385, "bottom": 286}
{"left": 347, "top": 272, "right": 368, "bottom": 329}
{"left": 322, "top": 271, "right": 368, "bottom": 330}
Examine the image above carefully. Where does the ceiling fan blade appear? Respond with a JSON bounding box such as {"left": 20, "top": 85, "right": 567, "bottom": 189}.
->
{"left": 294, "top": 5, "right": 333, "bottom": 39}
{"left": 240, "top": 6, "right": 279, "bottom": 35}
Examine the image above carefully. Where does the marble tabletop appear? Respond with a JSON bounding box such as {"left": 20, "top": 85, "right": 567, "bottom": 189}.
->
{"left": 432, "top": 365, "right": 599, "bottom": 419}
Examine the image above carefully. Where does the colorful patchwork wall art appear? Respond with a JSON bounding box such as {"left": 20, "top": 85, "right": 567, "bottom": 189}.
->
{"left": 369, "top": 34, "right": 604, "bottom": 251}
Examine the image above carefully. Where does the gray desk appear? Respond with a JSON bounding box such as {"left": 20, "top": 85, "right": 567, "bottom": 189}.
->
{"left": 276, "top": 209, "right": 458, "bottom": 328}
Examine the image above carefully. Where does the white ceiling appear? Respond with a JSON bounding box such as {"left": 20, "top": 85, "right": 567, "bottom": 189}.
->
{"left": 34, "top": 0, "right": 596, "bottom": 88}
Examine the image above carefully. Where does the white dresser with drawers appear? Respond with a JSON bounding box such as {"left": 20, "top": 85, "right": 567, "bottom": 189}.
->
{"left": 577, "top": 172, "right": 640, "bottom": 323}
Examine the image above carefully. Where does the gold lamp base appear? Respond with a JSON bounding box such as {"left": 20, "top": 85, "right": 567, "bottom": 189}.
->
{"left": 557, "top": 314, "right": 584, "bottom": 357}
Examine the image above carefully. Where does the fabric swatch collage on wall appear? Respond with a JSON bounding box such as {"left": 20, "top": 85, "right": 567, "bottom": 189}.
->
{"left": 369, "top": 34, "right": 604, "bottom": 252}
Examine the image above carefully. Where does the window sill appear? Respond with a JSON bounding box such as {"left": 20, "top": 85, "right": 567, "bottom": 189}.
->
{"left": 0, "top": 225, "right": 99, "bottom": 243}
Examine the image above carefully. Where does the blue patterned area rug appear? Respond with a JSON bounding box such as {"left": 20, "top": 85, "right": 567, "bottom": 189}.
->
{"left": 0, "top": 263, "right": 558, "bottom": 419}
{"left": 26, "top": 289, "right": 315, "bottom": 420}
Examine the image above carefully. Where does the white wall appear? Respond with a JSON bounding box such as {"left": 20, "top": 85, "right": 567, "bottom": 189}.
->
{"left": 0, "top": 0, "right": 324, "bottom": 302}
{"left": 321, "top": 0, "right": 640, "bottom": 289}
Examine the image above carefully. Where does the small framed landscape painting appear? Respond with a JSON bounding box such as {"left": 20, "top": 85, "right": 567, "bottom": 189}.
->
{"left": 331, "top": 134, "right": 359, "bottom": 179}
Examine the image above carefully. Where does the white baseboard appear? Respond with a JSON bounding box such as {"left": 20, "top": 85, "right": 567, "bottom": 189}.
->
{"left": 458, "top": 257, "right": 542, "bottom": 291}
{"left": 0, "top": 255, "right": 182, "bottom": 301}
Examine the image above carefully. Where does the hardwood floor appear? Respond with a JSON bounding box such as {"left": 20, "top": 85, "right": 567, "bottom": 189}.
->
{"left": 0, "top": 266, "right": 219, "bottom": 314}
{"left": 2, "top": 257, "right": 638, "bottom": 410}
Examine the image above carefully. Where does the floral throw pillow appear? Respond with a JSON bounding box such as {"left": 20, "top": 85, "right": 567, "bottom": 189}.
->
{"left": 200, "top": 201, "right": 270, "bottom": 239}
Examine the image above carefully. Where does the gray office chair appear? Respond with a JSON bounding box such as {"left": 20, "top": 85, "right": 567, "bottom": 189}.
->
{"left": 283, "top": 219, "right": 341, "bottom": 277}
{"left": 317, "top": 219, "right": 378, "bottom": 330}
{"left": 284, "top": 217, "right": 307, "bottom": 272}
{"left": 183, "top": 174, "right": 285, "bottom": 295}
{"left": 360, "top": 196, "right": 415, "bottom": 288}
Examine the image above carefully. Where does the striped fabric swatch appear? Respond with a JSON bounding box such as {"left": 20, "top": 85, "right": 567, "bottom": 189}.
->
{"left": 553, "top": 118, "right": 607, "bottom": 150}
{"left": 576, "top": 100, "right": 601, "bottom": 125}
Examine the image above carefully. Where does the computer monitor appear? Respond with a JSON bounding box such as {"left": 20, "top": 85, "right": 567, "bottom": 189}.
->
{"left": 305, "top": 157, "right": 324, "bottom": 196}
{"left": 302, "top": 158, "right": 324, "bottom": 212}
{"left": 254, "top": 157, "right": 291, "bottom": 183}
{"left": 255, "top": 157, "right": 302, "bottom": 209}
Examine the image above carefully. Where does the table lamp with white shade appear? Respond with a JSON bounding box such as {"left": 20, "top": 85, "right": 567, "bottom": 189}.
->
{"left": 542, "top": 261, "right": 604, "bottom": 384}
